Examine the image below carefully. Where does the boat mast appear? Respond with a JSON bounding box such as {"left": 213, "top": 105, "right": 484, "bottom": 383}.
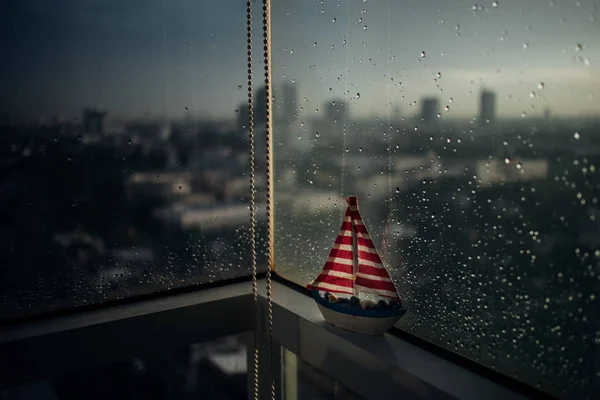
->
{"left": 352, "top": 218, "right": 359, "bottom": 297}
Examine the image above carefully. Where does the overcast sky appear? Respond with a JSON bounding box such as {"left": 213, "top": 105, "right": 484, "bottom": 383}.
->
{"left": 1, "top": 0, "right": 598, "bottom": 120}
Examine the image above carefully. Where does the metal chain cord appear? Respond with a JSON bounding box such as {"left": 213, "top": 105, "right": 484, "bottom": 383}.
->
{"left": 262, "top": 0, "right": 276, "bottom": 399}
{"left": 246, "top": 1, "right": 260, "bottom": 400}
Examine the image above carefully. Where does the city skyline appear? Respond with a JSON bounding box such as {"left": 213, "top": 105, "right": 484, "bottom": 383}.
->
{"left": 1, "top": 0, "right": 599, "bottom": 121}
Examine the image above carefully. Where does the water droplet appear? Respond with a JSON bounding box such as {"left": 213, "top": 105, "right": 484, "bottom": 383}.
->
{"left": 529, "top": 91, "right": 536, "bottom": 98}
{"left": 521, "top": 111, "right": 527, "bottom": 117}
{"left": 361, "top": 9, "right": 367, "bottom": 14}
{"left": 314, "top": 42, "right": 318, "bottom": 47}
{"left": 315, "top": 132, "right": 320, "bottom": 138}
{"left": 395, "top": 187, "right": 400, "bottom": 193}
{"left": 444, "top": 106, "right": 450, "bottom": 111}
{"left": 436, "top": 72, "right": 442, "bottom": 78}
{"left": 522, "top": 43, "right": 529, "bottom": 49}
{"left": 574, "top": 132, "right": 581, "bottom": 140}
{"left": 537, "top": 82, "right": 545, "bottom": 89}
{"left": 420, "top": 51, "right": 426, "bottom": 58}
{"left": 583, "top": 57, "right": 591, "bottom": 66}
{"left": 332, "top": 17, "right": 337, "bottom": 23}
{"left": 504, "top": 158, "right": 511, "bottom": 164}
{"left": 363, "top": 25, "right": 368, "bottom": 31}
{"left": 492, "top": 1, "right": 499, "bottom": 8}
{"left": 356, "top": 93, "right": 361, "bottom": 99}
{"left": 576, "top": 43, "right": 583, "bottom": 51}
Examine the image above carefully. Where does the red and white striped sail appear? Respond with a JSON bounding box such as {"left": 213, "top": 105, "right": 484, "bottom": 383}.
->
{"left": 307, "top": 201, "right": 356, "bottom": 295}
{"left": 348, "top": 196, "right": 400, "bottom": 300}
{"left": 308, "top": 196, "right": 400, "bottom": 300}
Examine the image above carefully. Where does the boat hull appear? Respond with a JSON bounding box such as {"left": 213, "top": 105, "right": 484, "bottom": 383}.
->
{"left": 311, "top": 291, "right": 406, "bottom": 335}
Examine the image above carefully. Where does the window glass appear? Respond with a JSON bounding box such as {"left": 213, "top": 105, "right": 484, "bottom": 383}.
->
{"left": 0, "top": 0, "right": 266, "bottom": 321}
{"left": 1, "top": 334, "right": 248, "bottom": 400}
{"left": 282, "top": 348, "right": 364, "bottom": 400}
{"left": 272, "top": 1, "right": 600, "bottom": 398}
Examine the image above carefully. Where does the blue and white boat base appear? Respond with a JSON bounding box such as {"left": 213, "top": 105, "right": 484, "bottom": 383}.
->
{"left": 311, "top": 291, "right": 407, "bottom": 336}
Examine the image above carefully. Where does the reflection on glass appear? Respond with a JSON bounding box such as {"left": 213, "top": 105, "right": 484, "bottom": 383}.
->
{"left": 1, "top": 334, "right": 248, "bottom": 400}
{"left": 0, "top": 0, "right": 266, "bottom": 320}
{"left": 272, "top": 1, "right": 600, "bottom": 398}
{"left": 282, "top": 348, "right": 364, "bottom": 400}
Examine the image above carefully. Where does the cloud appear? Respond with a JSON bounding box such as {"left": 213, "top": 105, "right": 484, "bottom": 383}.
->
{"left": 442, "top": 67, "right": 599, "bottom": 86}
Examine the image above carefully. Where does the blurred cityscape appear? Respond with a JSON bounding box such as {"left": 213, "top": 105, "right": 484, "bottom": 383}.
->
{"left": 1, "top": 77, "right": 600, "bottom": 398}
{"left": 0, "top": 90, "right": 273, "bottom": 319}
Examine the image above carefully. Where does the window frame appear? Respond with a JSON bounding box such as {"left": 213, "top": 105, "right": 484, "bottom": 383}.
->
{"left": 1, "top": 273, "right": 559, "bottom": 400}
{"left": 268, "top": 274, "right": 557, "bottom": 400}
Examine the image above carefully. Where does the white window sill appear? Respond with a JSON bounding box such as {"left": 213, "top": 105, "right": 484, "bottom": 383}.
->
{"left": 1, "top": 277, "right": 539, "bottom": 399}
{"left": 264, "top": 280, "right": 530, "bottom": 400}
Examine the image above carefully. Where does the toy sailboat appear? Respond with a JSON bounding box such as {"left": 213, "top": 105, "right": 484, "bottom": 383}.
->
{"left": 307, "top": 195, "right": 406, "bottom": 335}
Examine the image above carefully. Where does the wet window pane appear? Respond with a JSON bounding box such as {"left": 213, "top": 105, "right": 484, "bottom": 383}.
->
{"left": 1, "top": 334, "right": 248, "bottom": 400}
{"left": 272, "top": 1, "right": 600, "bottom": 398}
{"left": 0, "top": 0, "right": 266, "bottom": 320}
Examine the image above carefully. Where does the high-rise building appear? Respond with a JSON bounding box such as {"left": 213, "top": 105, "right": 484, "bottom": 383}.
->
{"left": 479, "top": 90, "right": 496, "bottom": 122}
{"left": 325, "top": 99, "right": 349, "bottom": 123}
{"left": 278, "top": 82, "right": 297, "bottom": 125}
{"left": 83, "top": 107, "right": 107, "bottom": 135}
{"left": 237, "top": 103, "right": 250, "bottom": 130}
{"left": 253, "top": 86, "right": 267, "bottom": 126}
{"left": 255, "top": 83, "right": 297, "bottom": 127}
{"left": 420, "top": 98, "right": 439, "bottom": 125}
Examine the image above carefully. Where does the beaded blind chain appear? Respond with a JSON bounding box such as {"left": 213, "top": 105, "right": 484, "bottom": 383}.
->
{"left": 248, "top": 0, "right": 275, "bottom": 399}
